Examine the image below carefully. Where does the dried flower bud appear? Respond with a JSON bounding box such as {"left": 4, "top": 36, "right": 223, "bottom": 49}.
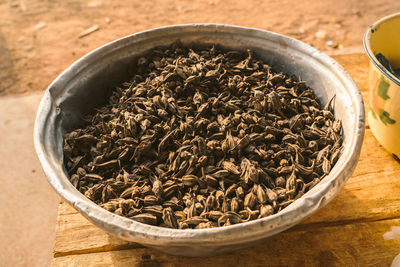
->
{"left": 259, "top": 205, "right": 274, "bottom": 218}
{"left": 152, "top": 179, "right": 163, "bottom": 198}
{"left": 205, "top": 194, "right": 216, "bottom": 211}
{"left": 132, "top": 213, "right": 158, "bottom": 225}
{"left": 236, "top": 186, "right": 245, "bottom": 199}
{"left": 256, "top": 185, "right": 267, "bottom": 204}
{"left": 266, "top": 188, "right": 278, "bottom": 203}
{"left": 244, "top": 192, "right": 256, "bottom": 209}
{"left": 182, "top": 175, "right": 199, "bottom": 186}
{"left": 162, "top": 207, "right": 178, "bottom": 229}
{"left": 231, "top": 197, "right": 240, "bottom": 213}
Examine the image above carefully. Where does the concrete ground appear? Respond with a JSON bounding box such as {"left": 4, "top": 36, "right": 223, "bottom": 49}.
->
{"left": 0, "top": 93, "right": 59, "bottom": 267}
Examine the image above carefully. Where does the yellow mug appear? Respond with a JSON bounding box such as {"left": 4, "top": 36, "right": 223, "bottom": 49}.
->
{"left": 364, "top": 12, "right": 400, "bottom": 159}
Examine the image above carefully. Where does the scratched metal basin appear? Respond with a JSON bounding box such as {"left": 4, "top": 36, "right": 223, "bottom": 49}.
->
{"left": 34, "top": 24, "right": 365, "bottom": 257}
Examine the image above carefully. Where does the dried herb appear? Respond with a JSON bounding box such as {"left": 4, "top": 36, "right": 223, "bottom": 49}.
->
{"left": 63, "top": 42, "right": 343, "bottom": 229}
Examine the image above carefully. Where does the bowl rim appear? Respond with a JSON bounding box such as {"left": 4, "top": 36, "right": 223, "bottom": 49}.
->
{"left": 34, "top": 23, "right": 365, "bottom": 245}
{"left": 363, "top": 12, "right": 400, "bottom": 86}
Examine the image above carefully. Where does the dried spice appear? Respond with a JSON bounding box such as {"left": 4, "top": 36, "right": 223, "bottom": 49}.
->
{"left": 63, "top": 42, "right": 343, "bottom": 229}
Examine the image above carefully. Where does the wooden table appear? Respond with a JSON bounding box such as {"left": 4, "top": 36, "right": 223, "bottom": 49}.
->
{"left": 52, "top": 53, "right": 400, "bottom": 266}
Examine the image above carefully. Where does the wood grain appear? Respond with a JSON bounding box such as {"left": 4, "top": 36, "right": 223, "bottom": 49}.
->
{"left": 52, "top": 53, "right": 400, "bottom": 266}
{"left": 53, "top": 218, "right": 400, "bottom": 266}
{"left": 54, "top": 203, "right": 140, "bottom": 257}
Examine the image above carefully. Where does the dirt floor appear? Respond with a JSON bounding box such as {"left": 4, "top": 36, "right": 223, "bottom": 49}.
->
{"left": 1, "top": 0, "right": 399, "bottom": 96}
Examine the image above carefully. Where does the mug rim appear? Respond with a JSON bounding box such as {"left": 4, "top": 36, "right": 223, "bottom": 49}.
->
{"left": 363, "top": 12, "right": 400, "bottom": 86}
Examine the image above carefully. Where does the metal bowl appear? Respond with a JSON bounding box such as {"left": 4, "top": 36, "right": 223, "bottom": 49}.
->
{"left": 34, "top": 24, "right": 365, "bottom": 257}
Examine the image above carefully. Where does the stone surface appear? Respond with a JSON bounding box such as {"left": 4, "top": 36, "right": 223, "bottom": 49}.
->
{"left": 0, "top": 93, "right": 59, "bottom": 267}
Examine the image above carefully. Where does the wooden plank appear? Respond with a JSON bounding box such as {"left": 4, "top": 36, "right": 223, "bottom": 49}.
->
{"left": 54, "top": 53, "right": 400, "bottom": 263}
{"left": 331, "top": 53, "right": 370, "bottom": 127}
{"left": 52, "top": 218, "right": 400, "bottom": 266}
{"left": 54, "top": 202, "right": 139, "bottom": 257}
{"left": 333, "top": 53, "right": 370, "bottom": 94}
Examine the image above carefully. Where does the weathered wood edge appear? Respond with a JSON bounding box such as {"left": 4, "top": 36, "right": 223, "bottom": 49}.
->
{"left": 52, "top": 217, "right": 400, "bottom": 266}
